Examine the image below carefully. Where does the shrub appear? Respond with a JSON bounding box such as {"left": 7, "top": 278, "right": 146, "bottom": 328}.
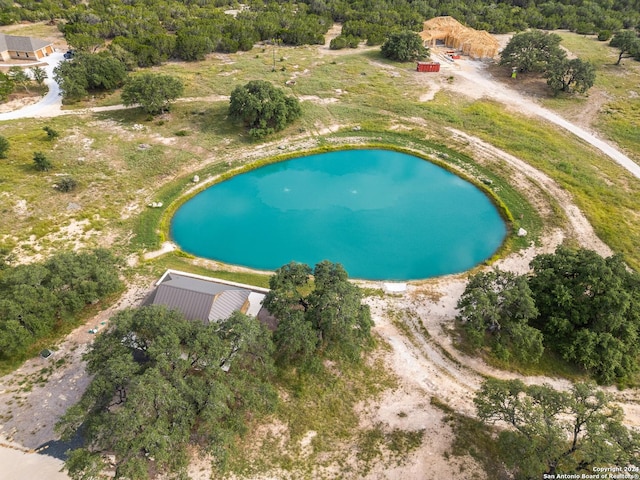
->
{"left": 33, "top": 152, "right": 52, "bottom": 171}
{"left": 0, "top": 135, "right": 8, "bottom": 159}
{"left": 54, "top": 177, "right": 78, "bottom": 192}
{"left": 597, "top": 30, "right": 612, "bottom": 41}
{"left": 43, "top": 126, "right": 59, "bottom": 140}
{"left": 330, "top": 35, "right": 347, "bottom": 50}
{"left": 331, "top": 35, "right": 359, "bottom": 49}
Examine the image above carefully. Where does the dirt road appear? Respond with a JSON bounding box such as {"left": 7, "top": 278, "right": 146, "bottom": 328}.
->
{"left": 448, "top": 59, "right": 640, "bottom": 178}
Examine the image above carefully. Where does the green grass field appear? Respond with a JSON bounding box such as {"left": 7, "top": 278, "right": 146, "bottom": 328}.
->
{"left": 2, "top": 37, "right": 639, "bottom": 270}
{"left": 546, "top": 32, "right": 640, "bottom": 164}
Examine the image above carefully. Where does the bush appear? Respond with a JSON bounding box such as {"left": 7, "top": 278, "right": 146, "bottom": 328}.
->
{"left": 0, "top": 135, "right": 8, "bottom": 159}
{"left": 33, "top": 152, "right": 52, "bottom": 171}
{"left": 54, "top": 177, "right": 78, "bottom": 192}
{"left": 330, "top": 35, "right": 359, "bottom": 50}
{"left": 575, "top": 22, "right": 596, "bottom": 35}
{"left": 598, "top": 30, "right": 612, "bottom": 41}
{"left": 43, "top": 126, "right": 59, "bottom": 140}
{"left": 330, "top": 35, "right": 347, "bottom": 50}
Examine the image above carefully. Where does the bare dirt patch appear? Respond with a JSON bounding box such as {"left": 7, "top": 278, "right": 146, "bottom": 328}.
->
{"left": 9, "top": 218, "right": 116, "bottom": 265}
{"left": 0, "top": 92, "right": 44, "bottom": 113}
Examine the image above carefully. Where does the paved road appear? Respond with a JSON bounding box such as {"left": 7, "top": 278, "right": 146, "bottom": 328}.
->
{"left": 0, "top": 52, "right": 64, "bottom": 121}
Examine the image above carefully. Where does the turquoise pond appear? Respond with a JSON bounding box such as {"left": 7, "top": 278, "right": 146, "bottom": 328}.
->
{"left": 171, "top": 149, "right": 507, "bottom": 280}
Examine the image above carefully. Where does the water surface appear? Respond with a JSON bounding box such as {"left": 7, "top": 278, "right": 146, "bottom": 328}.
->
{"left": 171, "top": 149, "right": 507, "bottom": 280}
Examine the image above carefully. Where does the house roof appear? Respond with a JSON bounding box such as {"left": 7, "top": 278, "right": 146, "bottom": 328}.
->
{"left": 151, "top": 271, "right": 261, "bottom": 323}
{"left": 0, "top": 33, "right": 53, "bottom": 53}
{"left": 209, "top": 289, "right": 250, "bottom": 322}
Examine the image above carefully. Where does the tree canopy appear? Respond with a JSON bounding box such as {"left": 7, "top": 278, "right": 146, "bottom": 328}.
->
{"left": 57, "top": 306, "right": 277, "bottom": 480}
{"left": 7, "top": 66, "right": 31, "bottom": 93}
{"left": 499, "top": 30, "right": 564, "bottom": 73}
{"left": 380, "top": 31, "right": 429, "bottom": 62}
{"left": 2, "top": 0, "right": 640, "bottom": 55}
{"left": 609, "top": 30, "right": 640, "bottom": 65}
{"left": 121, "top": 73, "right": 184, "bottom": 115}
{"left": 0, "top": 249, "right": 122, "bottom": 362}
{"left": 228, "top": 80, "right": 302, "bottom": 138}
{"left": 529, "top": 246, "right": 640, "bottom": 384}
{"left": 53, "top": 52, "right": 127, "bottom": 102}
{"left": 545, "top": 57, "right": 596, "bottom": 94}
{"left": 500, "top": 31, "right": 597, "bottom": 94}
{"left": 53, "top": 261, "right": 372, "bottom": 478}
{"left": 264, "top": 260, "right": 373, "bottom": 365}
{"left": 2, "top": 0, "right": 638, "bottom": 75}
{"left": 30, "top": 66, "right": 47, "bottom": 86}
{"left": 456, "top": 247, "right": 640, "bottom": 384}
{"left": 475, "top": 378, "right": 640, "bottom": 479}
{"left": 456, "top": 268, "right": 543, "bottom": 363}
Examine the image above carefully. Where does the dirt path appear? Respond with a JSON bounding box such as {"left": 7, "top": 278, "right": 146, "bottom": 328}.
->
{"left": 448, "top": 128, "right": 613, "bottom": 257}
{"left": 444, "top": 59, "right": 640, "bottom": 178}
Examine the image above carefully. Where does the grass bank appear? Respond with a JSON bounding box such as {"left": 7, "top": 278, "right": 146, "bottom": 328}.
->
{"left": 153, "top": 137, "right": 538, "bottom": 269}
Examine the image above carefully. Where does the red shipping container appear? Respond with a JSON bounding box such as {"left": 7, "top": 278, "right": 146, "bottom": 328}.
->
{"left": 417, "top": 62, "right": 440, "bottom": 72}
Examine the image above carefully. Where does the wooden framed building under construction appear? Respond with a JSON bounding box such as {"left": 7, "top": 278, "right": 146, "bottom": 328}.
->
{"left": 419, "top": 16, "right": 499, "bottom": 60}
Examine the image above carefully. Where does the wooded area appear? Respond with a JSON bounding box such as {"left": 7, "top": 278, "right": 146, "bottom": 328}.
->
{"left": 457, "top": 247, "right": 640, "bottom": 385}
{"left": 1, "top": 0, "right": 639, "bottom": 62}
{"left": 55, "top": 261, "right": 373, "bottom": 479}
{"left": 474, "top": 378, "right": 640, "bottom": 479}
{"left": 0, "top": 250, "right": 123, "bottom": 364}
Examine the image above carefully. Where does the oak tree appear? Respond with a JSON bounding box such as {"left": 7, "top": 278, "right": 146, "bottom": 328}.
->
{"left": 456, "top": 268, "right": 542, "bottom": 363}
{"left": 54, "top": 52, "right": 126, "bottom": 101}
{"left": 380, "top": 31, "right": 429, "bottom": 62}
{"left": 57, "top": 306, "right": 277, "bottom": 479}
{"left": 264, "top": 261, "right": 372, "bottom": 364}
{"left": 229, "top": 80, "right": 302, "bottom": 138}
{"left": 0, "top": 250, "right": 122, "bottom": 362}
{"left": 529, "top": 247, "right": 640, "bottom": 384}
{"left": 121, "top": 73, "right": 184, "bottom": 115}
{"left": 545, "top": 57, "right": 596, "bottom": 94}
{"left": 500, "top": 30, "right": 565, "bottom": 73}
{"left": 610, "top": 30, "right": 640, "bottom": 65}
{"left": 475, "top": 378, "right": 640, "bottom": 479}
